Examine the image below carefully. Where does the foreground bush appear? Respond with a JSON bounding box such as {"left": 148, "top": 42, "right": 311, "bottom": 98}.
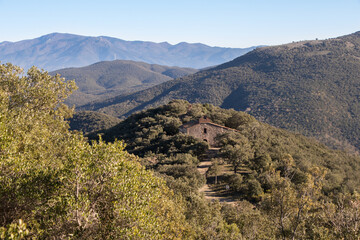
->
{"left": 0, "top": 64, "right": 189, "bottom": 239}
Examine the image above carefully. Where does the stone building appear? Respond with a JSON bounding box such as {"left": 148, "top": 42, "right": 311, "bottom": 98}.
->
{"left": 179, "top": 116, "right": 236, "bottom": 147}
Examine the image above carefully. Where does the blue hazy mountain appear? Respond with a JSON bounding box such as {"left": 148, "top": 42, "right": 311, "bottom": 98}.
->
{"left": 0, "top": 33, "right": 259, "bottom": 71}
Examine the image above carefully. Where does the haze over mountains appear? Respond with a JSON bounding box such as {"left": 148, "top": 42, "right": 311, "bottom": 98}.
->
{"left": 80, "top": 31, "right": 360, "bottom": 153}
{"left": 0, "top": 33, "right": 259, "bottom": 71}
{"left": 51, "top": 60, "right": 197, "bottom": 106}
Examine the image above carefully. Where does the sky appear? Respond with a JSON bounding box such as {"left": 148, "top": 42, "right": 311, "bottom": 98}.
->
{"left": 0, "top": 0, "right": 360, "bottom": 48}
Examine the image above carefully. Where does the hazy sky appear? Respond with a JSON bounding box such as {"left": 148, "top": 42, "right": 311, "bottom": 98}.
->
{"left": 0, "top": 0, "right": 359, "bottom": 48}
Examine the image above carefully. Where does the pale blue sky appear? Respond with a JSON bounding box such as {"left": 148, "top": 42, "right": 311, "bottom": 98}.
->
{"left": 0, "top": 0, "right": 359, "bottom": 48}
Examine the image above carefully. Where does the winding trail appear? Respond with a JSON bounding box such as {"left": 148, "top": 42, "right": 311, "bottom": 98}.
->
{"left": 197, "top": 150, "right": 236, "bottom": 204}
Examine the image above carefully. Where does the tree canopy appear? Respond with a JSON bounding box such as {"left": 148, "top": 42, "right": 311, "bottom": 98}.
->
{"left": 0, "top": 64, "right": 190, "bottom": 239}
{"left": 93, "top": 99, "right": 360, "bottom": 238}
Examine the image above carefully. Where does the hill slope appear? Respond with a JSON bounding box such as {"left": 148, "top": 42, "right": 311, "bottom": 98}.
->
{"left": 81, "top": 31, "right": 360, "bottom": 152}
{"left": 68, "top": 111, "right": 120, "bottom": 133}
{"left": 52, "top": 60, "right": 197, "bottom": 106}
{"left": 92, "top": 100, "right": 360, "bottom": 196}
{"left": 90, "top": 101, "right": 360, "bottom": 238}
{"left": 0, "top": 33, "right": 259, "bottom": 70}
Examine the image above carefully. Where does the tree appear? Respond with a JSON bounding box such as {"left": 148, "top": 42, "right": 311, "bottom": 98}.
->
{"left": 261, "top": 156, "right": 326, "bottom": 240}
{"left": 225, "top": 111, "right": 255, "bottom": 129}
{"left": 207, "top": 158, "right": 223, "bottom": 184}
{"left": 319, "top": 192, "right": 360, "bottom": 239}
{"left": 217, "top": 132, "right": 254, "bottom": 173}
{"left": 0, "top": 64, "right": 191, "bottom": 239}
{"left": 251, "top": 153, "right": 272, "bottom": 173}
{"left": 0, "top": 64, "right": 76, "bottom": 228}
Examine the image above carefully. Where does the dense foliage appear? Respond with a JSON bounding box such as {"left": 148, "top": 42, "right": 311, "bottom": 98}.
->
{"left": 0, "top": 64, "right": 193, "bottom": 239}
{"left": 95, "top": 100, "right": 360, "bottom": 193}
{"left": 68, "top": 110, "right": 120, "bottom": 133}
{"left": 94, "top": 99, "right": 360, "bottom": 238}
{"left": 82, "top": 31, "right": 360, "bottom": 153}
{"left": 3, "top": 60, "right": 360, "bottom": 238}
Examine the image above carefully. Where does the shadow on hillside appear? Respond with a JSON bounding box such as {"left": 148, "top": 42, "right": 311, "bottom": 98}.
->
{"left": 221, "top": 85, "right": 249, "bottom": 111}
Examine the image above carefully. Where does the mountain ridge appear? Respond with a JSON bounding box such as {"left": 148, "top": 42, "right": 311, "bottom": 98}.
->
{"left": 0, "top": 32, "right": 260, "bottom": 71}
{"left": 80, "top": 31, "right": 360, "bottom": 153}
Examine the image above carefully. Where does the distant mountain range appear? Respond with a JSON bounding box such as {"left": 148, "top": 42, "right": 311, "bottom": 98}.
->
{"left": 79, "top": 31, "right": 360, "bottom": 153}
{"left": 51, "top": 60, "right": 197, "bottom": 106}
{"left": 0, "top": 33, "right": 259, "bottom": 71}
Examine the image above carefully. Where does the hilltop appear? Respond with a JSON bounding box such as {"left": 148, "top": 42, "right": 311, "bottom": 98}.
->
{"left": 0, "top": 33, "right": 259, "bottom": 70}
{"left": 89, "top": 100, "right": 360, "bottom": 238}
{"left": 81, "top": 31, "right": 360, "bottom": 152}
{"left": 92, "top": 100, "right": 360, "bottom": 192}
{"left": 51, "top": 60, "right": 197, "bottom": 106}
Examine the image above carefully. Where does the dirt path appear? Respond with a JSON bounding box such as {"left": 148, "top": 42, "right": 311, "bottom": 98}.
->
{"left": 197, "top": 154, "right": 236, "bottom": 204}
{"left": 197, "top": 160, "right": 212, "bottom": 175}
{"left": 198, "top": 183, "right": 236, "bottom": 204}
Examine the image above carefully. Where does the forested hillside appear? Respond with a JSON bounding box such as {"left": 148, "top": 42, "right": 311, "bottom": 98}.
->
{"left": 90, "top": 100, "right": 360, "bottom": 239}
{"left": 68, "top": 111, "right": 120, "bottom": 133}
{"left": 81, "top": 31, "right": 360, "bottom": 153}
{"left": 2, "top": 63, "right": 360, "bottom": 239}
{"left": 93, "top": 100, "right": 360, "bottom": 194}
{"left": 51, "top": 60, "right": 197, "bottom": 106}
